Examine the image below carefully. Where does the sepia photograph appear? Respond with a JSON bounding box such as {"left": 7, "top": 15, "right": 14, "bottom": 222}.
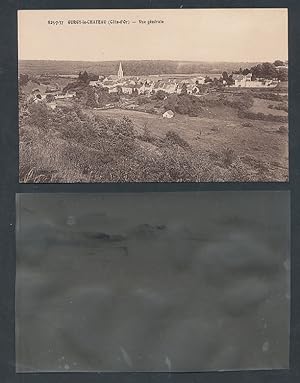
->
{"left": 18, "top": 9, "right": 288, "bottom": 183}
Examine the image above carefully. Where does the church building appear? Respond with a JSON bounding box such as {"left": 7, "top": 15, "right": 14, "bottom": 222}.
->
{"left": 118, "top": 62, "right": 124, "bottom": 79}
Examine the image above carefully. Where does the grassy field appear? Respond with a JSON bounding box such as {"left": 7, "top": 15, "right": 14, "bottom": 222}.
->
{"left": 249, "top": 98, "right": 288, "bottom": 116}
{"left": 90, "top": 107, "right": 288, "bottom": 180}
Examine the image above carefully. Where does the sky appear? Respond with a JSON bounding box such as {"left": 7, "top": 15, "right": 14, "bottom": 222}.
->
{"left": 18, "top": 9, "right": 288, "bottom": 62}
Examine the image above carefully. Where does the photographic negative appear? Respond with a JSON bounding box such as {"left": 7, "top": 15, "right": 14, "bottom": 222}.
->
{"left": 16, "top": 191, "right": 290, "bottom": 371}
{"left": 18, "top": 9, "right": 288, "bottom": 183}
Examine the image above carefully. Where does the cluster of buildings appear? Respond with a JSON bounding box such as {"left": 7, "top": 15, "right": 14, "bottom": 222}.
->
{"left": 89, "top": 62, "right": 206, "bottom": 95}
{"left": 231, "top": 73, "right": 279, "bottom": 88}
{"left": 24, "top": 61, "right": 287, "bottom": 112}
{"left": 89, "top": 62, "right": 283, "bottom": 94}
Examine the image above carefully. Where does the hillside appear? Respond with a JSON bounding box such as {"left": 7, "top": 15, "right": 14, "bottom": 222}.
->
{"left": 18, "top": 60, "right": 260, "bottom": 76}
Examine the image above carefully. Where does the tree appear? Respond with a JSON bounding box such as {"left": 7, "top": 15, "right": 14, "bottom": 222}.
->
{"left": 222, "top": 71, "right": 229, "bottom": 81}
{"left": 95, "top": 88, "right": 109, "bottom": 106}
{"left": 81, "top": 71, "right": 89, "bottom": 84}
{"left": 19, "top": 73, "right": 29, "bottom": 86}
{"left": 155, "top": 90, "right": 168, "bottom": 100}
{"left": 277, "top": 68, "right": 288, "bottom": 81}
{"left": 227, "top": 74, "right": 235, "bottom": 86}
{"left": 181, "top": 83, "right": 187, "bottom": 95}
{"left": 79, "top": 70, "right": 89, "bottom": 84}
{"left": 274, "top": 60, "right": 285, "bottom": 67}
{"left": 242, "top": 68, "right": 251, "bottom": 75}
{"left": 89, "top": 73, "right": 99, "bottom": 81}
{"left": 86, "top": 86, "right": 97, "bottom": 107}
{"left": 213, "top": 77, "right": 222, "bottom": 87}
{"left": 251, "top": 62, "right": 278, "bottom": 80}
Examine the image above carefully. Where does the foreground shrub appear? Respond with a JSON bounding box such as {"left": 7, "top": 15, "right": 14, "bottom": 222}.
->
{"left": 164, "top": 94, "right": 203, "bottom": 116}
{"left": 223, "top": 93, "right": 254, "bottom": 110}
{"left": 238, "top": 109, "right": 288, "bottom": 123}
{"left": 222, "top": 148, "right": 236, "bottom": 167}
{"left": 19, "top": 103, "right": 285, "bottom": 183}
{"left": 251, "top": 92, "right": 285, "bottom": 102}
{"left": 165, "top": 130, "right": 189, "bottom": 149}
{"left": 277, "top": 125, "right": 288, "bottom": 134}
{"left": 242, "top": 121, "right": 254, "bottom": 127}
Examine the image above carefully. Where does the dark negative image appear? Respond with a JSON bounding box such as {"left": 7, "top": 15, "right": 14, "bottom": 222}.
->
{"left": 16, "top": 192, "right": 290, "bottom": 372}
{"left": 18, "top": 9, "right": 288, "bottom": 183}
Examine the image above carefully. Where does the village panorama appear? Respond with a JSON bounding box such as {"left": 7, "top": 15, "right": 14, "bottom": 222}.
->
{"left": 19, "top": 59, "right": 288, "bottom": 182}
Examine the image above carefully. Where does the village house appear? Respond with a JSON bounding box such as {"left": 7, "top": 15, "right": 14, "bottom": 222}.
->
{"left": 163, "top": 110, "right": 175, "bottom": 118}
{"left": 135, "top": 83, "right": 146, "bottom": 94}
{"left": 195, "top": 76, "right": 205, "bottom": 85}
{"left": 232, "top": 74, "right": 248, "bottom": 87}
{"left": 231, "top": 73, "right": 252, "bottom": 87}
{"left": 121, "top": 84, "right": 135, "bottom": 95}
{"left": 186, "top": 84, "right": 199, "bottom": 94}
{"left": 89, "top": 80, "right": 101, "bottom": 87}
{"left": 230, "top": 73, "right": 279, "bottom": 88}
{"left": 102, "top": 79, "right": 116, "bottom": 89}
{"left": 153, "top": 81, "right": 164, "bottom": 93}
{"left": 108, "top": 86, "right": 119, "bottom": 94}
{"left": 54, "top": 92, "right": 76, "bottom": 100}
{"left": 163, "top": 83, "right": 177, "bottom": 94}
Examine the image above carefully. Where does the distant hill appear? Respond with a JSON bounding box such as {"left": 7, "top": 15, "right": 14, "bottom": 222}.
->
{"left": 18, "top": 60, "right": 260, "bottom": 77}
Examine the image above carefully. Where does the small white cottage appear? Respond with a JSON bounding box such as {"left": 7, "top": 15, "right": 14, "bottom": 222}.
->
{"left": 163, "top": 110, "right": 175, "bottom": 118}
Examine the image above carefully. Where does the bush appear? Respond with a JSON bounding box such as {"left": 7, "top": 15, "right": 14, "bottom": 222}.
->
{"left": 26, "top": 102, "right": 52, "bottom": 130}
{"left": 222, "top": 148, "right": 236, "bottom": 167}
{"left": 241, "top": 121, "right": 254, "bottom": 127}
{"left": 252, "top": 92, "right": 284, "bottom": 102}
{"left": 164, "top": 94, "right": 203, "bottom": 116}
{"left": 223, "top": 93, "right": 254, "bottom": 110}
{"left": 238, "top": 109, "right": 288, "bottom": 123}
{"left": 20, "top": 102, "right": 280, "bottom": 183}
{"left": 277, "top": 125, "right": 288, "bottom": 134}
{"left": 165, "top": 130, "right": 189, "bottom": 149}
{"left": 137, "top": 96, "right": 151, "bottom": 105}
{"left": 274, "top": 103, "right": 288, "bottom": 113}
{"left": 111, "top": 116, "right": 134, "bottom": 138}
{"left": 147, "top": 107, "right": 156, "bottom": 114}
{"left": 154, "top": 90, "right": 168, "bottom": 100}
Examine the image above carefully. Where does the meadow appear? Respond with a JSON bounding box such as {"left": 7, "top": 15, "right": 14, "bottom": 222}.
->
{"left": 19, "top": 86, "right": 288, "bottom": 183}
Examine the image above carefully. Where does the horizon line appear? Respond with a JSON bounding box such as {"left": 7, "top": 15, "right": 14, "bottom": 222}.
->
{"left": 18, "top": 58, "right": 288, "bottom": 63}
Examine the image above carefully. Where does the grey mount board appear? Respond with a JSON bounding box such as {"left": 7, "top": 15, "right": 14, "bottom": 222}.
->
{"left": 16, "top": 191, "right": 290, "bottom": 372}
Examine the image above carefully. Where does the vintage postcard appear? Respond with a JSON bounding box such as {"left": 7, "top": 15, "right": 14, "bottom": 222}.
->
{"left": 18, "top": 9, "right": 288, "bottom": 183}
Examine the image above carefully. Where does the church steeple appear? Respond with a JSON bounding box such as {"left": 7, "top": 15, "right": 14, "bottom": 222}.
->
{"left": 118, "top": 62, "right": 123, "bottom": 79}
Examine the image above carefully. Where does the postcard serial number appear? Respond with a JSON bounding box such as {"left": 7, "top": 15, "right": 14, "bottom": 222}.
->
{"left": 48, "top": 20, "right": 64, "bottom": 25}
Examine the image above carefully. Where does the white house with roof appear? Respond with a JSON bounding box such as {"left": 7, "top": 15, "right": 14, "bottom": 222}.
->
{"left": 163, "top": 110, "right": 175, "bottom": 118}
{"left": 121, "top": 85, "right": 133, "bottom": 94}
{"left": 232, "top": 74, "right": 245, "bottom": 87}
{"left": 108, "top": 86, "right": 119, "bottom": 94}
{"left": 231, "top": 73, "right": 252, "bottom": 87}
